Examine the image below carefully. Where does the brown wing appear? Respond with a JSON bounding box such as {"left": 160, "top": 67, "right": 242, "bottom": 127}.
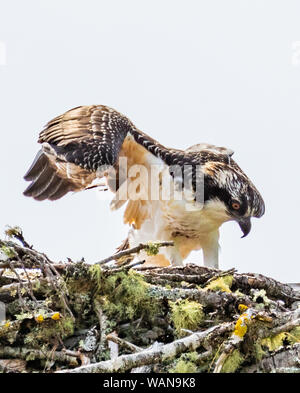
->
{"left": 23, "top": 105, "right": 135, "bottom": 201}
{"left": 23, "top": 104, "right": 194, "bottom": 205}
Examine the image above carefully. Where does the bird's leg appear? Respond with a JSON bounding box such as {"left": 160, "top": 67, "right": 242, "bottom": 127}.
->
{"left": 201, "top": 230, "right": 220, "bottom": 269}
{"left": 168, "top": 246, "right": 184, "bottom": 266}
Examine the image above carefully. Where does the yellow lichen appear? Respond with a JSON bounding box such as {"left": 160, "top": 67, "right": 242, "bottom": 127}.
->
{"left": 232, "top": 310, "right": 254, "bottom": 339}
{"left": 204, "top": 275, "right": 233, "bottom": 293}
{"left": 238, "top": 304, "right": 248, "bottom": 312}
{"left": 35, "top": 314, "right": 44, "bottom": 323}
{"left": 233, "top": 316, "right": 248, "bottom": 338}
{"left": 170, "top": 299, "right": 204, "bottom": 336}
{"left": 51, "top": 312, "right": 60, "bottom": 321}
{"left": 24, "top": 316, "right": 74, "bottom": 347}
{"left": 1, "top": 321, "right": 11, "bottom": 329}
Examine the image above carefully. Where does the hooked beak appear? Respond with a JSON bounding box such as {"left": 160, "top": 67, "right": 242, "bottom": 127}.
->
{"left": 238, "top": 217, "right": 252, "bottom": 238}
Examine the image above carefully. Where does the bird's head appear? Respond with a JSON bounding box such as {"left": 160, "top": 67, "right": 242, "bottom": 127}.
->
{"left": 201, "top": 157, "right": 265, "bottom": 237}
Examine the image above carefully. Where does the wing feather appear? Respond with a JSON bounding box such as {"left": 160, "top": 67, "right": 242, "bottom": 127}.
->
{"left": 24, "top": 105, "right": 135, "bottom": 200}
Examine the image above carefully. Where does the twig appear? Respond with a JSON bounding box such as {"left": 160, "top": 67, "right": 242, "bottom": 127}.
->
{"left": 15, "top": 255, "right": 38, "bottom": 304}
{"left": 95, "top": 241, "right": 174, "bottom": 265}
{"left": 106, "top": 334, "right": 143, "bottom": 353}
{"left": 104, "top": 260, "right": 146, "bottom": 273}
{"left": 205, "top": 268, "right": 236, "bottom": 286}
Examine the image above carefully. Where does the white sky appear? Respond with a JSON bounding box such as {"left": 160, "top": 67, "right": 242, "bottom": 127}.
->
{"left": 0, "top": 0, "right": 299, "bottom": 282}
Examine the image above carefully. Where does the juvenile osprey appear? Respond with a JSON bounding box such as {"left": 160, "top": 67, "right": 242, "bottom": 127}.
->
{"left": 23, "top": 105, "right": 265, "bottom": 268}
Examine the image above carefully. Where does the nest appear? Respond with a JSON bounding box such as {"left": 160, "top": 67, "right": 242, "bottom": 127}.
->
{"left": 0, "top": 227, "right": 300, "bottom": 373}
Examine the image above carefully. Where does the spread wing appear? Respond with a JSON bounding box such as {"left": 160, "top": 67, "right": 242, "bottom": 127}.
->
{"left": 23, "top": 105, "right": 241, "bottom": 229}
{"left": 24, "top": 105, "right": 194, "bottom": 203}
{"left": 23, "top": 105, "right": 139, "bottom": 200}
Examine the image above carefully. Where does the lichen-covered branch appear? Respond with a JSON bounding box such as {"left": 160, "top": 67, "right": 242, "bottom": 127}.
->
{"left": 0, "top": 228, "right": 300, "bottom": 373}
{"left": 243, "top": 343, "right": 300, "bottom": 373}
{"left": 59, "top": 322, "right": 234, "bottom": 373}
{"left": 0, "top": 346, "right": 78, "bottom": 366}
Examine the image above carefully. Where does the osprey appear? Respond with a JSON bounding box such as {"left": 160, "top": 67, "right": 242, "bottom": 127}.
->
{"left": 23, "top": 105, "right": 265, "bottom": 268}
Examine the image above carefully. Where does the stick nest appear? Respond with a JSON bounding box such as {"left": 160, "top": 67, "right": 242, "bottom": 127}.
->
{"left": 0, "top": 227, "right": 300, "bottom": 373}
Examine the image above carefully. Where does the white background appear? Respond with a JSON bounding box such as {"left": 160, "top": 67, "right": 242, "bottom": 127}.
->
{"left": 0, "top": 0, "right": 299, "bottom": 282}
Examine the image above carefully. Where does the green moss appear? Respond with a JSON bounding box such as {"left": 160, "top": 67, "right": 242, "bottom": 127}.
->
{"left": 144, "top": 242, "right": 161, "bottom": 256}
{"left": 170, "top": 299, "right": 204, "bottom": 336}
{"left": 253, "top": 341, "right": 266, "bottom": 361}
{"left": 288, "top": 327, "right": 300, "bottom": 344}
{"left": 0, "top": 320, "right": 21, "bottom": 344}
{"left": 90, "top": 266, "right": 168, "bottom": 324}
{"left": 169, "top": 352, "right": 199, "bottom": 373}
{"left": 259, "top": 327, "right": 300, "bottom": 353}
{"left": 63, "top": 265, "right": 97, "bottom": 325}
{"left": 24, "top": 316, "right": 74, "bottom": 348}
{"left": 221, "top": 350, "right": 244, "bottom": 373}
{"left": 261, "top": 332, "right": 286, "bottom": 352}
{"left": 89, "top": 264, "right": 102, "bottom": 291}
{"left": 59, "top": 316, "right": 75, "bottom": 337}
{"left": 254, "top": 329, "right": 298, "bottom": 360}
{"left": 234, "top": 289, "right": 245, "bottom": 297}
{"left": 204, "top": 275, "right": 233, "bottom": 293}
{"left": 100, "top": 270, "right": 159, "bottom": 321}
{"left": 0, "top": 245, "right": 16, "bottom": 258}
{"left": 170, "top": 359, "right": 198, "bottom": 373}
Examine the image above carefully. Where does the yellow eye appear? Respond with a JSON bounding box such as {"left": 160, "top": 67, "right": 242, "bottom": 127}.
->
{"left": 232, "top": 201, "right": 240, "bottom": 210}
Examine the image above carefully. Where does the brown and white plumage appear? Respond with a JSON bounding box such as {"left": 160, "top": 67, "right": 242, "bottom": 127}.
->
{"left": 24, "top": 105, "right": 265, "bottom": 268}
